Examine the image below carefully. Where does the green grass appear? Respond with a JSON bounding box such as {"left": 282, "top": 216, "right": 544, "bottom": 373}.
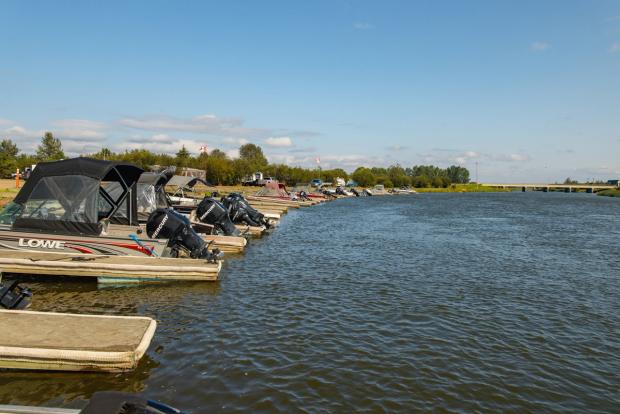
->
{"left": 414, "top": 184, "right": 513, "bottom": 193}
{"left": 597, "top": 189, "right": 620, "bottom": 198}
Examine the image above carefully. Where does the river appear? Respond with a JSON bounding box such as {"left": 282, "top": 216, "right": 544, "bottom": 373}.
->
{"left": 1, "top": 192, "right": 619, "bottom": 412}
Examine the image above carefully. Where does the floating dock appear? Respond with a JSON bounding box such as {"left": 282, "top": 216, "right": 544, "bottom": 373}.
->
{"left": 0, "top": 309, "right": 156, "bottom": 372}
{"left": 0, "top": 249, "right": 221, "bottom": 282}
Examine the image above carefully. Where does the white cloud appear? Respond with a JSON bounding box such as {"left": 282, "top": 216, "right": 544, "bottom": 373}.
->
{"left": 225, "top": 148, "right": 240, "bottom": 159}
{"left": 51, "top": 119, "right": 107, "bottom": 141}
{"left": 223, "top": 137, "right": 250, "bottom": 146}
{"left": 386, "top": 144, "right": 408, "bottom": 151}
{"left": 354, "top": 22, "right": 374, "bottom": 30}
{"left": 493, "top": 153, "right": 531, "bottom": 162}
{"left": 609, "top": 42, "right": 620, "bottom": 53}
{"left": 265, "top": 136, "right": 293, "bottom": 147}
{"left": 119, "top": 113, "right": 268, "bottom": 139}
{"left": 5, "top": 126, "right": 28, "bottom": 135}
{"left": 531, "top": 41, "right": 551, "bottom": 51}
{"left": 119, "top": 136, "right": 208, "bottom": 155}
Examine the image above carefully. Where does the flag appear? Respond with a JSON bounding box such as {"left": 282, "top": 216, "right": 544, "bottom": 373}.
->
{"left": 199, "top": 145, "right": 208, "bottom": 154}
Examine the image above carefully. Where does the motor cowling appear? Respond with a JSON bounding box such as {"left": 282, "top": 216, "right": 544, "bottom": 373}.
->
{"left": 146, "top": 208, "right": 221, "bottom": 262}
{"left": 221, "top": 193, "right": 269, "bottom": 228}
{"left": 350, "top": 188, "right": 360, "bottom": 196}
{"left": 195, "top": 197, "right": 241, "bottom": 236}
{"left": 0, "top": 281, "right": 32, "bottom": 310}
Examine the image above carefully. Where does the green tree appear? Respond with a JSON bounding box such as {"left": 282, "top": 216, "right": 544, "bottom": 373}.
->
{"left": 0, "top": 139, "right": 19, "bottom": 178}
{"left": 36, "top": 132, "right": 65, "bottom": 161}
{"left": 175, "top": 145, "right": 191, "bottom": 168}
{"left": 209, "top": 149, "right": 228, "bottom": 159}
{"left": 92, "top": 147, "right": 113, "bottom": 160}
{"left": 239, "top": 143, "right": 268, "bottom": 171}
{"left": 351, "top": 167, "right": 376, "bottom": 187}
{"left": 446, "top": 165, "right": 470, "bottom": 184}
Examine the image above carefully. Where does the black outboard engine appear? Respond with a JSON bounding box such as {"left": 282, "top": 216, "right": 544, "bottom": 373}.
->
{"left": 146, "top": 209, "right": 221, "bottom": 262}
{"left": 0, "top": 281, "right": 32, "bottom": 310}
{"left": 350, "top": 188, "right": 360, "bottom": 197}
{"left": 363, "top": 189, "right": 373, "bottom": 196}
{"left": 299, "top": 190, "right": 311, "bottom": 201}
{"left": 335, "top": 186, "right": 346, "bottom": 195}
{"left": 221, "top": 193, "right": 270, "bottom": 228}
{"left": 196, "top": 197, "right": 241, "bottom": 236}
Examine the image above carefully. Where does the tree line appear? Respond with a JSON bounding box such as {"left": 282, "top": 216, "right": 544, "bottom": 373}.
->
{"left": 0, "top": 133, "right": 470, "bottom": 187}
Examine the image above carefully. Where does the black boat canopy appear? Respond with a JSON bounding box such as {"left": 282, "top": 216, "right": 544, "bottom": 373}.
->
{"left": 15, "top": 158, "right": 143, "bottom": 204}
{"left": 10, "top": 158, "right": 144, "bottom": 235}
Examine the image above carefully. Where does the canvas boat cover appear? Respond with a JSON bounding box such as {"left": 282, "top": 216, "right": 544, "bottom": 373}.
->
{"left": 0, "top": 309, "right": 156, "bottom": 372}
{"left": 5, "top": 158, "right": 144, "bottom": 235}
{"left": 166, "top": 175, "right": 212, "bottom": 189}
{"left": 255, "top": 181, "right": 289, "bottom": 198}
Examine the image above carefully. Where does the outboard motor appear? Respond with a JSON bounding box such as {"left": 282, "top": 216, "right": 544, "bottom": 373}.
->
{"left": 221, "top": 193, "right": 270, "bottom": 228}
{"left": 146, "top": 209, "right": 222, "bottom": 262}
{"left": 299, "top": 190, "right": 311, "bottom": 201}
{"left": 195, "top": 197, "right": 241, "bottom": 236}
{"left": 350, "top": 188, "right": 360, "bottom": 197}
{"left": 335, "top": 186, "right": 347, "bottom": 195}
{"left": 0, "top": 281, "right": 32, "bottom": 310}
{"left": 363, "top": 189, "right": 373, "bottom": 196}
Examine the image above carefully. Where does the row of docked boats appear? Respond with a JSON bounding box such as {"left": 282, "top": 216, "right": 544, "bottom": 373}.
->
{"left": 0, "top": 157, "right": 330, "bottom": 284}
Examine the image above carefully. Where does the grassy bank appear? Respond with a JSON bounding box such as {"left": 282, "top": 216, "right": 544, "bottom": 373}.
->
{"left": 414, "top": 184, "right": 513, "bottom": 193}
{"left": 597, "top": 189, "right": 620, "bottom": 198}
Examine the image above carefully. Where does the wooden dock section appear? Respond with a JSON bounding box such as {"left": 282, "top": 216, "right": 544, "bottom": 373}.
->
{"left": 0, "top": 249, "right": 221, "bottom": 282}
{"left": 0, "top": 309, "right": 156, "bottom": 372}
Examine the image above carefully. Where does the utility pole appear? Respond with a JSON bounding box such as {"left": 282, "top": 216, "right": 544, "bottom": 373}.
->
{"left": 475, "top": 161, "right": 479, "bottom": 189}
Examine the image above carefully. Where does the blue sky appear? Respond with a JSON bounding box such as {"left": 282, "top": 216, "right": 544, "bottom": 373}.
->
{"left": 1, "top": 0, "right": 619, "bottom": 182}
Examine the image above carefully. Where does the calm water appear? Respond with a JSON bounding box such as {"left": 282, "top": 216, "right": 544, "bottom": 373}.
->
{"left": 1, "top": 193, "right": 619, "bottom": 413}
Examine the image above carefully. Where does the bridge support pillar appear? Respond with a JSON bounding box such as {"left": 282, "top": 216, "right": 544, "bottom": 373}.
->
{"left": 565, "top": 187, "right": 571, "bottom": 193}
{"left": 543, "top": 187, "right": 549, "bottom": 192}
{"left": 522, "top": 186, "right": 526, "bottom": 192}
{"left": 587, "top": 188, "right": 593, "bottom": 194}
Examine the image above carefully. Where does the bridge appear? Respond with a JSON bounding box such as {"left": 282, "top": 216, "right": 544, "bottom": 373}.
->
{"left": 480, "top": 183, "right": 618, "bottom": 193}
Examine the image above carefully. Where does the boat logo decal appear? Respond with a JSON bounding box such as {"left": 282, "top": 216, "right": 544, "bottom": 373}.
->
{"left": 151, "top": 214, "right": 168, "bottom": 238}
{"left": 199, "top": 204, "right": 216, "bottom": 220}
{"left": 18, "top": 238, "right": 66, "bottom": 249}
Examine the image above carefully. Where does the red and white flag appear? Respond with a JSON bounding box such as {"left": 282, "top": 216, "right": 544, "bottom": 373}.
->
{"left": 199, "top": 145, "right": 209, "bottom": 154}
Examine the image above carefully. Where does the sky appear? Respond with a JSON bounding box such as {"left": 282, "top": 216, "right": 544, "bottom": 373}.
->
{"left": 0, "top": 0, "right": 619, "bottom": 183}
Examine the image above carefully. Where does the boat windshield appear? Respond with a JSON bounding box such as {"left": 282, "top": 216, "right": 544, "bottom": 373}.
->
{"left": 20, "top": 175, "right": 100, "bottom": 223}
{"left": 0, "top": 202, "right": 22, "bottom": 225}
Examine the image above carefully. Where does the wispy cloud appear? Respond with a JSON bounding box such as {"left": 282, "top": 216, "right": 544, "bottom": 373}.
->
{"left": 288, "top": 146, "right": 317, "bottom": 154}
{"left": 605, "top": 15, "right": 620, "bottom": 22}
{"left": 353, "top": 22, "right": 374, "bottom": 30}
{"left": 119, "top": 113, "right": 268, "bottom": 139}
{"left": 386, "top": 145, "right": 408, "bottom": 151}
{"left": 531, "top": 41, "right": 551, "bottom": 51}
{"left": 0, "top": 118, "right": 14, "bottom": 126}
{"left": 609, "top": 42, "right": 620, "bottom": 53}
{"left": 265, "top": 136, "right": 293, "bottom": 147}
{"left": 51, "top": 119, "right": 107, "bottom": 141}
